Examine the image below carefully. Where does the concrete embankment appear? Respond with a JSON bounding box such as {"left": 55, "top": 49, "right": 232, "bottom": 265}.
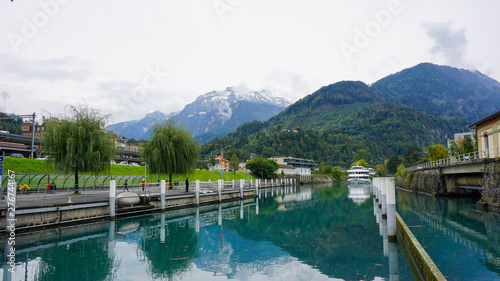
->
{"left": 2, "top": 199, "right": 255, "bottom": 253}
{"left": 311, "top": 176, "right": 332, "bottom": 182}
{"left": 373, "top": 178, "right": 445, "bottom": 280}
{"left": 0, "top": 189, "right": 257, "bottom": 233}
{"left": 396, "top": 212, "right": 446, "bottom": 281}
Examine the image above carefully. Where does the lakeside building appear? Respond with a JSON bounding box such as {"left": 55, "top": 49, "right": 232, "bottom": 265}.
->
{"left": 213, "top": 155, "right": 230, "bottom": 171}
{"left": 275, "top": 164, "right": 312, "bottom": 181}
{"left": 446, "top": 131, "right": 475, "bottom": 148}
{"left": 21, "top": 121, "right": 45, "bottom": 138}
{"left": 114, "top": 137, "right": 141, "bottom": 152}
{"left": 270, "top": 156, "right": 317, "bottom": 181}
{"left": 470, "top": 111, "right": 500, "bottom": 158}
{"left": 20, "top": 122, "right": 141, "bottom": 153}
{"left": 270, "top": 156, "right": 317, "bottom": 170}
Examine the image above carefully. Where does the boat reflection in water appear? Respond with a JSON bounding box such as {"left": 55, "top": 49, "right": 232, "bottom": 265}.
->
{"left": 348, "top": 182, "right": 371, "bottom": 205}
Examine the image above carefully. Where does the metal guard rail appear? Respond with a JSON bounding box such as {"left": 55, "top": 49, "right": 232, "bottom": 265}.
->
{"left": 407, "top": 148, "right": 499, "bottom": 172}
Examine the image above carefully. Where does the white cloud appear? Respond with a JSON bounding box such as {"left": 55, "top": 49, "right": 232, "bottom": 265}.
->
{"left": 1, "top": 91, "right": 9, "bottom": 102}
{"left": 0, "top": 54, "right": 90, "bottom": 81}
{"left": 0, "top": 0, "right": 499, "bottom": 123}
{"left": 423, "top": 21, "right": 472, "bottom": 69}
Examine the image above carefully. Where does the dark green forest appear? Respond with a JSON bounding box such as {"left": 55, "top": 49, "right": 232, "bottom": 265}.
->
{"left": 0, "top": 112, "right": 22, "bottom": 134}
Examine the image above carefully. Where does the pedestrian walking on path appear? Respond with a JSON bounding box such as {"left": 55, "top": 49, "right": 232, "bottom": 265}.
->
{"left": 123, "top": 180, "right": 129, "bottom": 192}
{"left": 185, "top": 177, "right": 189, "bottom": 192}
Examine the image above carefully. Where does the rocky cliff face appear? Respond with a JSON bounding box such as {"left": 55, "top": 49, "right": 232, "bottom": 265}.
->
{"left": 174, "top": 86, "right": 291, "bottom": 141}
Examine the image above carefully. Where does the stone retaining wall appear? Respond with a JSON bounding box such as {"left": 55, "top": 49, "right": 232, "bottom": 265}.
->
{"left": 478, "top": 161, "right": 500, "bottom": 212}
{"left": 403, "top": 159, "right": 500, "bottom": 213}
{"left": 398, "top": 168, "right": 445, "bottom": 195}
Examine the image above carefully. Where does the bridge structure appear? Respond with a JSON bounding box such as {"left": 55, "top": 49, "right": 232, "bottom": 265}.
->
{"left": 0, "top": 132, "right": 141, "bottom": 162}
{"left": 0, "top": 132, "right": 38, "bottom": 157}
{"left": 406, "top": 148, "right": 500, "bottom": 212}
{"left": 408, "top": 152, "right": 484, "bottom": 192}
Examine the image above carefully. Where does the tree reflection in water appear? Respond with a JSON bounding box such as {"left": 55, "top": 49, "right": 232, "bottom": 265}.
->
{"left": 35, "top": 238, "right": 118, "bottom": 281}
{"left": 1, "top": 183, "right": 423, "bottom": 280}
{"left": 138, "top": 219, "right": 199, "bottom": 280}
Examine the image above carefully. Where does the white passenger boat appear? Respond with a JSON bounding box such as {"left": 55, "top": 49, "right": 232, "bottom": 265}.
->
{"left": 347, "top": 165, "right": 371, "bottom": 184}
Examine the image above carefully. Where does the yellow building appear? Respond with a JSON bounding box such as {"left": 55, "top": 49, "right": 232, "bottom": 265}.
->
{"left": 470, "top": 111, "right": 500, "bottom": 158}
{"left": 114, "top": 137, "right": 141, "bottom": 152}
{"left": 214, "top": 155, "right": 230, "bottom": 171}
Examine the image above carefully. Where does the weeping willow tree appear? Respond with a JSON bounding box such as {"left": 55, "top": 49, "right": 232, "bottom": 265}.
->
{"left": 42, "top": 104, "right": 115, "bottom": 192}
{"left": 142, "top": 120, "right": 199, "bottom": 185}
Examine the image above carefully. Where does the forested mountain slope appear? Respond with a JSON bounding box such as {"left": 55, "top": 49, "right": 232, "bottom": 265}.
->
{"left": 202, "top": 81, "right": 464, "bottom": 166}
{"left": 371, "top": 63, "right": 500, "bottom": 123}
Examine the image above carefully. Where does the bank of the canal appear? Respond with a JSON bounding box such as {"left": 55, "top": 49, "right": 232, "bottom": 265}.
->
{"left": 397, "top": 188, "right": 500, "bottom": 280}
{"left": 0, "top": 179, "right": 296, "bottom": 232}
{"left": 0, "top": 182, "right": 417, "bottom": 281}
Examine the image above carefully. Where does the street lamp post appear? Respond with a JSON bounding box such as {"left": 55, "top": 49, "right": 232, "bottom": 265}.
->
{"left": 30, "top": 112, "right": 36, "bottom": 158}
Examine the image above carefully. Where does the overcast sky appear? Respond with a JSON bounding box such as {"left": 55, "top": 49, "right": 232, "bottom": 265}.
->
{"left": 1, "top": 0, "right": 499, "bottom": 124}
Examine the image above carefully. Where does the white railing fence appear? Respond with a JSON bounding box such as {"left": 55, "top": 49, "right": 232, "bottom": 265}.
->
{"left": 408, "top": 148, "right": 500, "bottom": 171}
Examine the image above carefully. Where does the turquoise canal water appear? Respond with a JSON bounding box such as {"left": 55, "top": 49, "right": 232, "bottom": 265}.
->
{"left": 2, "top": 183, "right": 413, "bottom": 281}
{"left": 397, "top": 189, "right": 500, "bottom": 281}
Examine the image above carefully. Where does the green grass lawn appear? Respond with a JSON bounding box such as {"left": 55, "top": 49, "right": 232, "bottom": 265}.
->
{"left": 2, "top": 157, "right": 253, "bottom": 189}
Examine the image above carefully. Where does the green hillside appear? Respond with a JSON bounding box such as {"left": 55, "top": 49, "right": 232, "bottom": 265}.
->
{"left": 201, "top": 80, "right": 466, "bottom": 167}
{"left": 267, "top": 81, "right": 379, "bottom": 131}
{"left": 371, "top": 63, "right": 500, "bottom": 122}
{"left": 201, "top": 63, "right": 500, "bottom": 167}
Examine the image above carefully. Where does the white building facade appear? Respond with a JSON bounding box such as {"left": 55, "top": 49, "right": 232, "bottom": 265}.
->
{"left": 272, "top": 156, "right": 316, "bottom": 181}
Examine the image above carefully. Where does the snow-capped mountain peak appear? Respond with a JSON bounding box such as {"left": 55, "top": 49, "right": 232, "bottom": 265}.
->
{"left": 196, "top": 86, "right": 292, "bottom": 108}
{"left": 108, "top": 86, "right": 291, "bottom": 142}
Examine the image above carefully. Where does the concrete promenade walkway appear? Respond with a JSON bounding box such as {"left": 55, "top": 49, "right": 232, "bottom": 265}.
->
{"left": 1, "top": 187, "right": 196, "bottom": 209}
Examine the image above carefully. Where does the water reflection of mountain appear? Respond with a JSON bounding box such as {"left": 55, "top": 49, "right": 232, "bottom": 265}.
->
{"left": 0, "top": 184, "right": 415, "bottom": 281}
{"left": 397, "top": 189, "right": 500, "bottom": 279}
{"left": 195, "top": 224, "right": 293, "bottom": 278}
{"left": 222, "top": 183, "right": 405, "bottom": 281}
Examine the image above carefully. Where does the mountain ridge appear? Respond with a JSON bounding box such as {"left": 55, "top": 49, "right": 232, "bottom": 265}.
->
{"left": 107, "top": 110, "right": 178, "bottom": 140}
{"left": 201, "top": 63, "right": 497, "bottom": 166}
{"left": 371, "top": 62, "right": 500, "bottom": 122}
{"left": 107, "top": 87, "right": 292, "bottom": 141}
